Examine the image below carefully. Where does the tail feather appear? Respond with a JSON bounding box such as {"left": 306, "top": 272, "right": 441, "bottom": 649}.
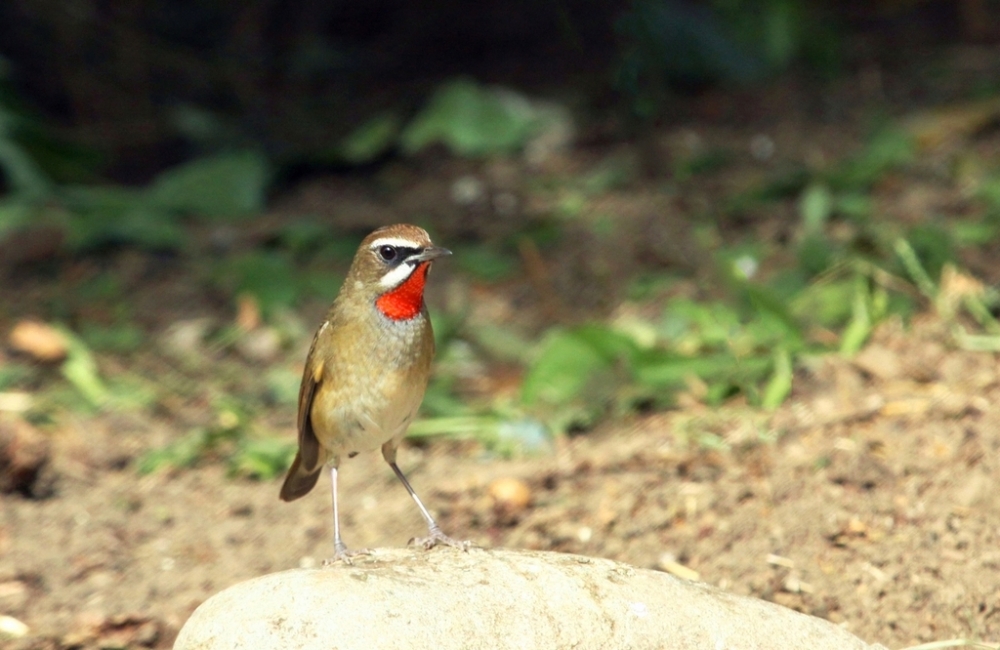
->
{"left": 279, "top": 451, "right": 322, "bottom": 502}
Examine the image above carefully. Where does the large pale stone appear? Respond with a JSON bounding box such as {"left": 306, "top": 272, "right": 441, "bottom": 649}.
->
{"left": 174, "top": 547, "right": 887, "bottom": 650}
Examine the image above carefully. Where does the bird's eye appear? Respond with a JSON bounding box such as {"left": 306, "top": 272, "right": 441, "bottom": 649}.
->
{"left": 378, "top": 245, "right": 398, "bottom": 262}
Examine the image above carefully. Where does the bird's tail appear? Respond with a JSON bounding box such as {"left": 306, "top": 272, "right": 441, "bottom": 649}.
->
{"left": 279, "top": 451, "right": 322, "bottom": 502}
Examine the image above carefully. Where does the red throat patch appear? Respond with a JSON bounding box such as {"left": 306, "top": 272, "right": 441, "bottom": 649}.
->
{"left": 376, "top": 262, "right": 430, "bottom": 320}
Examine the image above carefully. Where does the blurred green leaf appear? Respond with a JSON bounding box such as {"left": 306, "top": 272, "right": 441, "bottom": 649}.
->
{"left": 634, "top": 350, "right": 769, "bottom": 389}
{"left": 80, "top": 322, "right": 144, "bottom": 354}
{"left": 662, "top": 299, "right": 741, "bottom": 350}
{"left": 214, "top": 251, "right": 302, "bottom": 315}
{"left": 894, "top": 237, "right": 938, "bottom": 300}
{"left": 977, "top": 174, "right": 1000, "bottom": 212}
{"left": 149, "top": 150, "right": 270, "bottom": 220}
{"left": 0, "top": 197, "right": 36, "bottom": 241}
{"left": 455, "top": 244, "right": 517, "bottom": 281}
{"left": 759, "top": 0, "right": 799, "bottom": 68}
{"left": 796, "top": 233, "right": 835, "bottom": 278}
{"left": 339, "top": 112, "right": 401, "bottom": 164}
{"left": 573, "top": 324, "right": 642, "bottom": 365}
{"left": 0, "top": 362, "right": 33, "bottom": 391}
{"left": 555, "top": 191, "right": 587, "bottom": 219}
{"left": 408, "top": 415, "right": 551, "bottom": 457}
{"left": 799, "top": 183, "right": 832, "bottom": 236}
{"left": 0, "top": 101, "right": 54, "bottom": 198}
{"left": 106, "top": 376, "right": 158, "bottom": 411}
{"left": 840, "top": 278, "right": 872, "bottom": 355}
{"left": 466, "top": 323, "right": 535, "bottom": 364}
{"left": 905, "top": 223, "right": 954, "bottom": 281}
{"left": 713, "top": 0, "right": 839, "bottom": 75}
{"left": 420, "top": 375, "right": 473, "bottom": 418}
{"left": 521, "top": 329, "right": 611, "bottom": 407}
{"left": 168, "top": 105, "right": 244, "bottom": 149}
{"left": 60, "top": 185, "right": 185, "bottom": 251}
{"left": 277, "top": 221, "right": 363, "bottom": 266}
{"left": 401, "top": 78, "right": 541, "bottom": 157}
{"left": 229, "top": 438, "right": 295, "bottom": 479}
{"left": 761, "top": 347, "right": 792, "bottom": 409}
{"left": 831, "top": 127, "right": 914, "bottom": 190}
{"left": 674, "top": 149, "right": 732, "bottom": 181}
{"left": 737, "top": 284, "right": 803, "bottom": 343}
{"left": 834, "top": 192, "right": 871, "bottom": 220}
{"left": 790, "top": 277, "right": 855, "bottom": 327}
{"left": 57, "top": 327, "right": 109, "bottom": 408}
{"left": 137, "top": 401, "right": 249, "bottom": 474}
{"left": 265, "top": 367, "right": 301, "bottom": 406}
{"left": 951, "top": 219, "right": 999, "bottom": 246}
{"left": 137, "top": 430, "right": 211, "bottom": 474}
{"left": 583, "top": 154, "right": 640, "bottom": 192}
{"left": 0, "top": 136, "right": 52, "bottom": 198}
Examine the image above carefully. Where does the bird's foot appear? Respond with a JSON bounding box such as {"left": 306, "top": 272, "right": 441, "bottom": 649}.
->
{"left": 322, "top": 544, "right": 372, "bottom": 566}
{"left": 410, "top": 526, "right": 471, "bottom": 552}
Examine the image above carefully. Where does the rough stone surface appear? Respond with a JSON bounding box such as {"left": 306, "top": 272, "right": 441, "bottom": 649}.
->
{"left": 174, "top": 548, "right": 887, "bottom": 650}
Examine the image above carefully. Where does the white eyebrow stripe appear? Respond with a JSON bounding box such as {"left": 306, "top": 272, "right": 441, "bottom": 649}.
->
{"left": 369, "top": 237, "right": 421, "bottom": 250}
{"left": 378, "top": 261, "right": 417, "bottom": 289}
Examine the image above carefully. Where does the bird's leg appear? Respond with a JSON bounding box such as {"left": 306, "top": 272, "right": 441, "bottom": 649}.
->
{"left": 323, "top": 465, "right": 370, "bottom": 565}
{"left": 382, "top": 442, "right": 470, "bottom": 551}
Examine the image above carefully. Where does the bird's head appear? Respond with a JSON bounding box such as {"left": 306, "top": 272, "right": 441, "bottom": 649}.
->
{"left": 346, "top": 224, "right": 451, "bottom": 321}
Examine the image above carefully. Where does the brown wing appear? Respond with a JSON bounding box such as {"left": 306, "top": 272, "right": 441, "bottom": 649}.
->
{"left": 296, "top": 347, "right": 324, "bottom": 474}
{"left": 279, "top": 339, "right": 325, "bottom": 502}
{"left": 278, "top": 450, "right": 322, "bottom": 501}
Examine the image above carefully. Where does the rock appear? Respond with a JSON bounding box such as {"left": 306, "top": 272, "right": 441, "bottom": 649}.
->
{"left": 0, "top": 416, "right": 54, "bottom": 498}
{"left": 160, "top": 318, "right": 213, "bottom": 358}
{"left": 235, "top": 327, "right": 282, "bottom": 362}
{"left": 852, "top": 344, "right": 902, "bottom": 382}
{"left": 0, "top": 579, "right": 30, "bottom": 611}
{"left": 65, "top": 611, "right": 161, "bottom": 649}
{"left": 487, "top": 477, "right": 532, "bottom": 516}
{"left": 174, "top": 548, "right": 887, "bottom": 650}
{"left": 0, "top": 614, "right": 29, "bottom": 638}
{"left": 7, "top": 320, "right": 68, "bottom": 363}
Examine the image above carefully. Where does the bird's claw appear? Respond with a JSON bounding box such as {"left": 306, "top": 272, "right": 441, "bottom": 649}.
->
{"left": 409, "top": 527, "right": 471, "bottom": 552}
{"left": 322, "top": 546, "right": 372, "bottom": 566}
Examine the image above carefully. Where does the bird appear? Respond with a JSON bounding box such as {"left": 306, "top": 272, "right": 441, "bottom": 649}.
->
{"left": 279, "top": 223, "right": 466, "bottom": 560}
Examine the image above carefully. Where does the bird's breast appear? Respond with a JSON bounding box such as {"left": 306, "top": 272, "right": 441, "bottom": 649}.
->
{"left": 308, "top": 314, "right": 433, "bottom": 456}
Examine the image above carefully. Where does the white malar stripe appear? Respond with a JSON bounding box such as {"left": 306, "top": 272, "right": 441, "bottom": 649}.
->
{"left": 369, "top": 237, "right": 420, "bottom": 251}
{"left": 379, "top": 261, "right": 417, "bottom": 289}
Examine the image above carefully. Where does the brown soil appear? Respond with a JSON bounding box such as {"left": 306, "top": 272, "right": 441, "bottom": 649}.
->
{"left": 5, "top": 314, "right": 1000, "bottom": 650}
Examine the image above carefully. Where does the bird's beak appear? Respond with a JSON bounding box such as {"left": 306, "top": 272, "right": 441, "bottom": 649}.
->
{"left": 411, "top": 246, "right": 452, "bottom": 263}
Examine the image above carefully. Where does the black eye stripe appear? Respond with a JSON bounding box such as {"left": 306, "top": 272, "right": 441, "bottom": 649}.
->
{"left": 373, "top": 245, "right": 420, "bottom": 264}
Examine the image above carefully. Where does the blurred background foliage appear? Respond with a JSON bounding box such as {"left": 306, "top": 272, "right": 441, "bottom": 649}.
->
{"left": 3, "top": 0, "right": 1000, "bottom": 476}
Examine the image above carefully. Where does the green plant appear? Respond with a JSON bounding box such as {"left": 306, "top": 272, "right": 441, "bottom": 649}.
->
{"left": 400, "top": 78, "right": 550, "bottom": 157}
{"left": 138, "top": 400, "right": 294, "bottom": 479}
{"left": 712, "top": 0, "right": 841, "bottom": 74}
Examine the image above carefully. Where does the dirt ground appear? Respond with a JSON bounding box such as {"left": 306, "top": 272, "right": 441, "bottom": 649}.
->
{"left": 5, "top": 312, "right": 1000, "bottom": 649}
{"left": 5, "top": 48, "right": 1000, "bottom": 649}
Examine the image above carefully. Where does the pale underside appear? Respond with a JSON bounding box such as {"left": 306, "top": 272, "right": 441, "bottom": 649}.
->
{"left": 308, "top": 314, "right": 432, "bottom": 467}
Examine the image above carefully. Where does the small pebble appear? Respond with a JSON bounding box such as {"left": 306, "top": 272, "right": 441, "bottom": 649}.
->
{"left": 8, "top": 320, "right": 68, "bottom": 362}
{"left": 487, "top": 477, "right": 532, "bottom": 516}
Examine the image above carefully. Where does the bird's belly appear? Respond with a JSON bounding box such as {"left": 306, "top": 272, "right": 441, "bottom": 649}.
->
{"left": 310, "top": 374, "right": 422, "bottom": 456}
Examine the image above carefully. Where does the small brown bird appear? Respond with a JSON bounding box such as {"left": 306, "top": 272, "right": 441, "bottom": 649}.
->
{"left": 280, "top": 223, "right": 465, "bottom": 559}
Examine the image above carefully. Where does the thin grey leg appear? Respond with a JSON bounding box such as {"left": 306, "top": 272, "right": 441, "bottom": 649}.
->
{"left": 330, "top": 465, "right": 349, "bottom": 556}
{"left": 388, "top": 461, "right": 470, "bottom": 551}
